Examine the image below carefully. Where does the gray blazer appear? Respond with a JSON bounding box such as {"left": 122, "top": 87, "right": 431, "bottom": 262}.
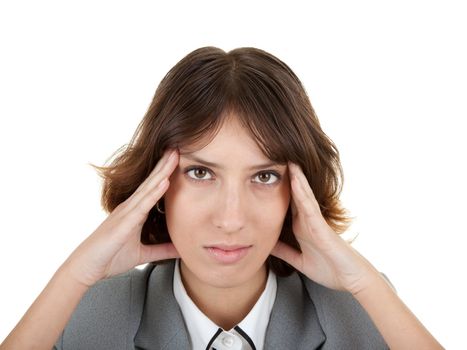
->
{"left": 53, "top": 260, "right": 388, "bottom": 349}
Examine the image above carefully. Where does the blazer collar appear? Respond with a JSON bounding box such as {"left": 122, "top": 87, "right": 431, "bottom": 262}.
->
{"left": 134, "top": 261, "right": 191, "bottom": 350}
{"left": 264, "top": 272, "right": 326, "bottom": 349}
{"left": 134, "top": 260, "right": 325, "bottom": 350}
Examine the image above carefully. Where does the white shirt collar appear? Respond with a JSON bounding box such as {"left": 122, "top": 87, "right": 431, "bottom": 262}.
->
{"left": 173, "top": 259, "right": 277, "bottom": 350}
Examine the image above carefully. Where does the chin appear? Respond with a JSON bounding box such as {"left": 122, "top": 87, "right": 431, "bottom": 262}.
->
{"left": 195, "top": 258, "right": 267, "bottom": 288}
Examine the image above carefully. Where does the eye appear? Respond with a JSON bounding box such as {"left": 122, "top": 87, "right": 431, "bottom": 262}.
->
{"left": 252, "top": 171, "right": 281, "bottom": 186}
{"left": 185, "top": 167, "right": 213, "bottom": 181}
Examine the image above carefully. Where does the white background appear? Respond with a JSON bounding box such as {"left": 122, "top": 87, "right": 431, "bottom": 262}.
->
{"left": 0, "top": 1, "right": 465, "bottom": 348}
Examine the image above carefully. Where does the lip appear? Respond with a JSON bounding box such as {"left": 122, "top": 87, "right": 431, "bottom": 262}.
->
{"left": 204, "top": 244, "right": 252, "bottom": 264}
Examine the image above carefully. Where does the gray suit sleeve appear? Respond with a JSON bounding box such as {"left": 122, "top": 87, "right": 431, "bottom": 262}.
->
{"left": 50, "top": 274, "right": 130, "bottom": 349}
{"left": 301, "top": 272, "right": 391, "bottom": 349}
{"left": 51, "top": 266, "right": 151, "bottom": 350}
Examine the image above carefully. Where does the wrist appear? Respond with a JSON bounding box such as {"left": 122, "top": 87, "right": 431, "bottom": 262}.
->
{"left": 349, "top": 267, "right": 443, "bottom": 349}
{"left": 346, "top": 260, "right": 386, "bottom": 297}
{"left": 58, "top": 257, "right": 97, "bottom": 289}
{"left": 350, "top": 267, "right": 390, "bottom": 299}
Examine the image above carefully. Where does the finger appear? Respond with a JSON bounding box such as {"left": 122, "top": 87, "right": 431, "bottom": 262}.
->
{"left": 133, "top": 150, "right": 179, "bottom": 210}
{"left": 289, "top": 168, "right": 318, "bottom": 219}
{"left": 288, "top": 164, "right": 340, "bottom": 247}
{"left": 131, "top": 148, "right": 177, "bottom": 200}
{"left": 290, "top": 198, "right": 298, "bottom": 218}
{"left": 127, "top": 149, "right": 179, "bottom": 212}
{"left": 145, "top": 148, "right": 179, "bottom": 185}
{"left": 139, "top": 149, "right": 178, "bottom": 193}
{"left": 110, "top": 151, "right": 177, "bottom": 237}
{"left": 287, "top": 163, "right": 301, "bottom": 218}
{"left": 288, "top": 162, "right": 323, "bottom": 220}
{"left": 270, "top": 241, "right": 303, "bottom": 271}
{"left": 130, "top": 176, "right": 171, "bottom": 223}
{"left": 139, "top": 242, "right": 180, "bottom": 265}
{"left": 288, "top": 162, "right": 319, "bottom": 206}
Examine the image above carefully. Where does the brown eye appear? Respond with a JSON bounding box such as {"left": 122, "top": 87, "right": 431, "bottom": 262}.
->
{"left": 186, "top": 167, "right": 213, "bottom": 181}
{"left": 258, "top": 173, "right": 271, "bottom": 182}
{"left": 253, "top": 172, "right": 281, "bottom": 185}
{"left": 194, "top": 168, "right": 206, "bottom": 178}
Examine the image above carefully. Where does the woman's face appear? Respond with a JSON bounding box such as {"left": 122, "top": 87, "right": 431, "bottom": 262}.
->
{"left": 164, "top": 114, "right": 290, "bottom": 291}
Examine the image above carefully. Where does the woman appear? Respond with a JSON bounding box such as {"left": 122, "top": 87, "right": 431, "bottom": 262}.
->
{"left": 1, "top": 47, "right": 443, "bottom": 350}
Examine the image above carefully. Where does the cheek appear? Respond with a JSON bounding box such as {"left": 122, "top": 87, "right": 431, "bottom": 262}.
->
{"left": 163, "top": 176, "right": 212, "bottom": 249}
{"left": 255, "top": 182, "right": 290, "bottom": 216}
{"left": 251, "top": 189, "right": 290, "bottom": 237}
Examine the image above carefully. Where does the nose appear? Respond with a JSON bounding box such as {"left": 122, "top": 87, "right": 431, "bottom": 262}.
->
{"left": 212, "top": 181, "right": 246, "bottom": 233}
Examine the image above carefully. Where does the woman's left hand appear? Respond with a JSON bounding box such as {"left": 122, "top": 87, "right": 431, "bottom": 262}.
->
{"left": 272, "top": 162, "right": 445, "bottom": 349}
{"left": 271, "top": 162, "right": 380, "bottom": 295}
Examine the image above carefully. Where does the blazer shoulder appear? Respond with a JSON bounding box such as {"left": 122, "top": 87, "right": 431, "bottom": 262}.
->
{"left": 300, "top": 273, "right": 390, "bottom": 349}
{"left": 54, "top": 263, "right": 156, "bottom": 350}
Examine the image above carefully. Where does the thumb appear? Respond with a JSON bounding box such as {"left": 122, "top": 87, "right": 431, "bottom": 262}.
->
{"left": 139, "top": 242, "right": 180, "bottom": 265}
{"left": 270, "top": 241, "right": 302, "bottom": 272}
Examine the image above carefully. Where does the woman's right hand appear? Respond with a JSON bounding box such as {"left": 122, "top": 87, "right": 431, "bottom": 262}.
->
{"left": 62, "top": 148, "right": 180, "bottom": 288}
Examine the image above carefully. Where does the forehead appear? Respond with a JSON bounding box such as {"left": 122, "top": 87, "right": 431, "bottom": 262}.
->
{"left": 179, "top": 115, "right": 286, "bottom": 169}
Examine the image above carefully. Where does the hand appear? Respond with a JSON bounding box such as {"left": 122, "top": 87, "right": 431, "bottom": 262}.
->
{"left": 62, "top": 149, "right": 180, "bottom": 287}
{"left": 271, "top": 162, "right": 378, "bottom": 295}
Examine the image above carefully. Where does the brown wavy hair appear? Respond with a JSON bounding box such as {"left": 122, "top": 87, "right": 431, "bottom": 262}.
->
{"left": 91, "top": 46, "right": 353, "bottom": 276}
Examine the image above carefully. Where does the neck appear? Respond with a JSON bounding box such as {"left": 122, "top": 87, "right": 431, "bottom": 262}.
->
{"left": 179, "top": 261, "right": 268, "bottom": 330}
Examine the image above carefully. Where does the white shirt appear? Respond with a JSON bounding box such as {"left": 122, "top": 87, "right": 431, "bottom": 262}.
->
{"left": 173, "top": 259, "right": 277, "bottom": 350}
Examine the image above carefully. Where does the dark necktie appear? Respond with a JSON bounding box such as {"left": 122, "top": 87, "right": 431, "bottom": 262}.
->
{"left": 205, "top": 326, "right": 256, "bottom": 350}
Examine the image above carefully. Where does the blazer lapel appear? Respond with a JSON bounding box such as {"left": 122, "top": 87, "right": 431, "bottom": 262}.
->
{"left": 134, "top": 260, "right": 191, "bottom": 350}
{"left": 264, "top": 272, "right": 326, "bottom": 349}
{"left": 133, "top": 262, "right": 326, "bottom": 350}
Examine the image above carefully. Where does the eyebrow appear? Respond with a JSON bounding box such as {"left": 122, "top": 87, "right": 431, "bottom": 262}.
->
{"left": 180, "top": 154, "right": 286, "bottom": 171}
